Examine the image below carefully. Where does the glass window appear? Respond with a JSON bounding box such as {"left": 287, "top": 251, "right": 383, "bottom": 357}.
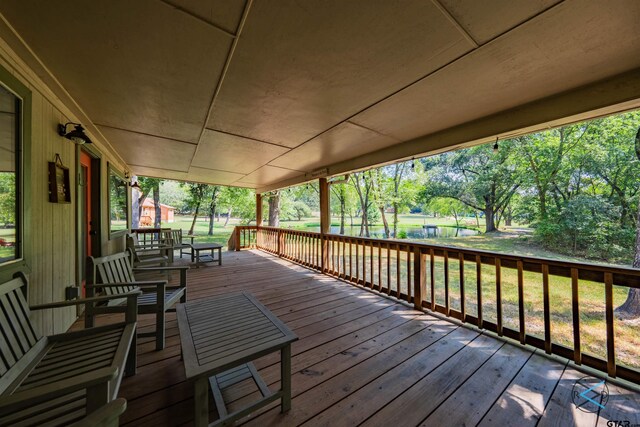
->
{"left": 0, "top": 85, "right": 20, "bottom": 264}
{"left": 108, "top": 166, "right": 128, "bottom": 236}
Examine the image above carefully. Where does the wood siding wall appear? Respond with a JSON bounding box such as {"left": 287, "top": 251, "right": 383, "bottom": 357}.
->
{"left": 0, "top": 36, "right": 130, "bottom": 335}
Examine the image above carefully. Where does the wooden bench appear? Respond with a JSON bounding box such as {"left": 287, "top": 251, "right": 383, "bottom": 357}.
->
{"left": 86, "top": 251, "right": 188, "bottom": 350}
{"left": 163, "top": 229, "right": 194, "bottom": 262}
{"left": 0, "top": 274, "right": 139, "bottom": 426}
{"left": 126, "top": 234, "right": 169, "bottom": 268}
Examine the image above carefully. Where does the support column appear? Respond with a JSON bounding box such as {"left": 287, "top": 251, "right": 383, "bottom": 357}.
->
{"left": 256, "top": 193, "right": 263, "bottom": 226}
{"left": 255, "top": 193, "right": 262, "bottom": 248}
{"left": 319, "top": 178, "right": 330, "bottom": 272}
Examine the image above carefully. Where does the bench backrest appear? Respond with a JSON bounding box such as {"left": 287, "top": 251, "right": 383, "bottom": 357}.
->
{"left": 165, "top": 229, "right": 182, "bottom": 246}
{"left": 0, "top": 275, "right": 43, "bottom": 393}
{"left": 87, "top": 251, "right": 138, "bottom": 295}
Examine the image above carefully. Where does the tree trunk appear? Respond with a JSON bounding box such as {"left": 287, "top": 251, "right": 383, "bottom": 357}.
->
{"left": 339, "top": 193, "right": 345, "bottom": 235}
{"left": 484, "top": 207, "right": 497, "bottom": 233}
{"left": 224, "top": 207, "right": 232, "bottom": 226}
{"left": 153, "top": 183, "right": 161, "bottom": 228}
{"left": 268, "top": 191, "right": 280, "bottom": 227}
{"left": 392, "top": 204, "right": 399, "bottom": 238}
{"left": 379, "top": 206, "right": 390, "bottom": 238}
{"left": 208, "top": 187, "right": 219, "bottom": 235}
{"left": 188, "top": 202, "right": 201, "bottom": 236}
{"left": 616, "top": 126, "right": 640, "bottom": 318}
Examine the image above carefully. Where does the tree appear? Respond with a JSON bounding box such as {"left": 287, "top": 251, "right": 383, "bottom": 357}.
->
{"left": 350, "top": 172, "right": 374, "bottom": 237}
{"left": 518, "top": 124, "right": 588, "bottom": 219}
{"left": 218, "top": 187, "right": 255, "bottom": 226}
{"left": 268, "top": 191, "right": 280, "bottom": 227}
{"left": 0, "top": 173, "right": 16, "bottom": 226}
{"left": 370, "top": 169, "right": 390, "bottom": 238}
{"left": 132, "top": 177, "right": 161, "bottom": 228}
{"left": 616, "top": 126, "right": 640, "bottom": 318}
{"left": 183, "top": 183, "right": 208, "bottom": 235}
{"left": 421, "top": 142, "right": 521, "bottom": 232}
{"left": 207, "top": 186, "right": 220, "bottom": 235}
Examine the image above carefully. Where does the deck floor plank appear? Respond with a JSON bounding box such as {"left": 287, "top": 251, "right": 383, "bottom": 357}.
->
{"left": 71, "top": 249, "right": 638, "bottom": 427}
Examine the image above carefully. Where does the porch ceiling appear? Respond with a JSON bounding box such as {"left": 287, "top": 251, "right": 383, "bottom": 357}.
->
{"left": 1, "top": 0, "right": 640, "bottom": 191}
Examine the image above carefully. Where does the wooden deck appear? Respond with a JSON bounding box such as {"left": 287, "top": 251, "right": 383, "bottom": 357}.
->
{"left": 96, "top": 250, "right": 639, "bottom": 426}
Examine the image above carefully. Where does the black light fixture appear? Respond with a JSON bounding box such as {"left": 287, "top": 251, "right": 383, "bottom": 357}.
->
{"left": 130, "top": 181, "right": 141, "bottom": 190}
{"left": 411, "top": 157, "right": 415, "bottom": 170}
{"left": 57, "top": 122, "right": 92, "bottom": 145}
{"left": 493, "top": 137, "right": 499, "bottom": 153}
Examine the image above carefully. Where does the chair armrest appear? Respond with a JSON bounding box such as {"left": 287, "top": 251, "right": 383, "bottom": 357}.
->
{"left": 29, "top": 291, "right": 141, "bottom": 310}
{"left": 70, "top": 398, "right": 127, "bottom": 427}
{"left": 133, "top": 266, "right": 189, "bottom": 272}
{"left": 0, "top": 367, "right": 117, "bottom": 413}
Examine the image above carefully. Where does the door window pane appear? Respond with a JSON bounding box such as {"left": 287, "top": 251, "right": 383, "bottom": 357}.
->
{"left": 0, "top": 85, "right": 20, "bottom": 264}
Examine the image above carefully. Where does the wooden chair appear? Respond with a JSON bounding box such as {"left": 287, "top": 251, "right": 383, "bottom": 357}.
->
{"left": 0, "top": 274, "right": 139, "bottom": 427}
{"left": 126, "top": 232, "right": 171, "bottom": 268}
{"left": 163, "top": 229, "right": 194, "bottom": 262}
{"left": 86, "top": 251, "right": 188, "bottom": 350}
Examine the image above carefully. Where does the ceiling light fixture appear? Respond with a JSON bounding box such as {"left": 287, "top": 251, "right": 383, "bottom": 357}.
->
{"left": 493, "top": 137, "right": 499, "bottom": 153}
{"left": 57, "top": 122, "right": 93, "bottom": 145}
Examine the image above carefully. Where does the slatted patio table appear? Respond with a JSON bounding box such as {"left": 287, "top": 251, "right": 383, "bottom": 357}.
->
{"left": 190, "top": 242, "right": 223, "bottom": 268}
{"left": 177, "top": 292, "right": 298, "bottom": 427}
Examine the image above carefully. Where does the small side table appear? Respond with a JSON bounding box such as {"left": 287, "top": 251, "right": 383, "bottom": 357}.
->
{"left": 190, "top": 243, "right": 223, "bottom": 268}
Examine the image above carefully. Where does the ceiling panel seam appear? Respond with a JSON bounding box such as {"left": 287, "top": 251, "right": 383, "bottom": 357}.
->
{"left": 189, "top": 0, "right": 254, "bottom": 177}
{"left": 129, "top": 163, "right": 190, "bottom": 173}
{"left": 158, "top": 0, "right": 237, "bottom": 39}
{"left": 264, "top": 0, "right": 568, "bottom": 171}
{"left": 94, "top": 123, "right": 199, "bottom": 146}
{"left": 430, "top": 0, "right": 479, "bottom": 48}
{"left": 203, "top": 127, "right": 294, "bottom": 149}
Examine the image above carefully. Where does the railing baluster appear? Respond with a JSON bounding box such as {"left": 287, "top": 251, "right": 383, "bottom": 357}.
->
{"left": 517, "top": 260, "right": 525, "bottom": 345}
{"left": 459, "top": 252, "right": 465, "bottom": 321}
{"left": 571, "top": 268, "right": 581, "bottom": 364}
{"left": 444, "top": 250, "right": 450, "bottom": 316}
{"left": 406, "top": 246, "right": 411, "bottom": 303}
{"left": 430, "top": 248, "right": 436, "bottom": 311}
{"left": 342, "top": 239, "right": 346, "bottom": 279}
{"left": 355, "top": 241, "right": 360, "bottom": 284}
{"left": 387, "top": 246, "right": 391, "bottom": 294}
{"left": 370, "top": 241, "right": 374, "bottom": 289}
{"left": 496, "top": 257, "right": 503, "bottom": 336}
{"left": 542, "top": 263, "right": 551, "bottom": 353}
{"left": 378, "top": 242, "right": 382, "bottom": 292}
{"left": 395, "top": 245, "right": 400, "bottom": 297}
{"left": 605, "top": 272, "right": 616, "bottom": 377}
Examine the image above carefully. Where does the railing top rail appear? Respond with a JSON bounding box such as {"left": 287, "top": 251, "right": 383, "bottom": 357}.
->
{"left": 241, "top": 226, "right": 640, "bottom": 281}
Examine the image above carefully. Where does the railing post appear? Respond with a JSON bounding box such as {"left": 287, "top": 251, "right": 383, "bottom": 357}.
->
{"left": 319, "top": 177, "right": 330, "bottom": 273}
{"left": 413, "top": 247, "right": 425, "bottom": 310}
{"left": 235, "top": 227, "right": 240, "bottom": 251}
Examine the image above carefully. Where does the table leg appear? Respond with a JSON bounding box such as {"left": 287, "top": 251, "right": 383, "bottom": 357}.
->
{"left": 281, "top": 344, "right": 292, "bottom": 413}
{"left": 194, "top": 377, "right": 209, "bottom": 427}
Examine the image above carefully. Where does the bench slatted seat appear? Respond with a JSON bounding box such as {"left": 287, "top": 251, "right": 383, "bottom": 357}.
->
{"left": 0, "top": 274, "right": 139, "bottom": 427}
{"left": 86, "top": 251, "right": 188, "bottom": 350}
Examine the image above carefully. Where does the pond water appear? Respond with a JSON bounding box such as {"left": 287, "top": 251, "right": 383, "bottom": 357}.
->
{"left": 328, "top": 225, "right": 479, "bottom": 240}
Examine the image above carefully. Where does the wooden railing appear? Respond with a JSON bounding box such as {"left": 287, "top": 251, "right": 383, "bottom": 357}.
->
{"left": 233, "top": 225, "right": 640, "bottom": 384}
